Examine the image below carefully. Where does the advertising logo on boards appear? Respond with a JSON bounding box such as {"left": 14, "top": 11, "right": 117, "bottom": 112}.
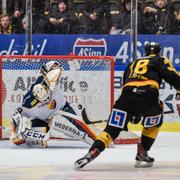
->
{"left": 73, "top": 38, "right": 107, "bottom": 56}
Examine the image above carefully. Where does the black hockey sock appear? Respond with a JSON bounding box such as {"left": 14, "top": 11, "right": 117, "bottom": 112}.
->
{"left": 89, "top": 139, "right": 106, "bottom": 153}
{"left": 141, "top": 135, "right": 155, "bottom": 151}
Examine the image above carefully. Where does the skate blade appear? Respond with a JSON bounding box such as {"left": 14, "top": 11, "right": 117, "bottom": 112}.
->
{"left": 134, "top": 161, "right": 153, "bottom": 168}
{"left": 74, "top": 159, "right": 88, "bottom": 170}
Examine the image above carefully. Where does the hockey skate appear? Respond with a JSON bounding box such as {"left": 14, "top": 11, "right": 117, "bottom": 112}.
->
{"left": 74, "top": 148, "right": 100, "bottom": 170}
{"left": 135, "top": 143, "right": 154, "bottom": 168}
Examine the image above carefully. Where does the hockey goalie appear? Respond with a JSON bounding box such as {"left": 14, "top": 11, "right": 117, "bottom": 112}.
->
{"left": 10, "top": 60, "right": 98, "bottom": 147}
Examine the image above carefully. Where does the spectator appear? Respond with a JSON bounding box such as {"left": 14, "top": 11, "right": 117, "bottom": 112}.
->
{"left": 99, "top": 0, "right": 112, "bottom": 34}
{"left": 45, "top": 0, "right": 74, "bottom": 13}
{"left": 172, "top": 3, "right": 180, "bottom": 34}
{"left": 83, "top": 0, "right": 110, "bottom": 34}
{"left": 0, "top": 0, "right": 17, "bottom": 17}
{"left": 0, "top": 14, "right": 14, "bottom": 33}
{"left": 45, "top": 0, "right": 59, "bottom": 15}
{"left": 21, "top": 15, "right": 28, "bottom": 33}
{"left": 12, "top": 0, "right": 46, "bottom": 33}
{"left": 110, "top": 0, "right": 144, "bottom": 35}
{"left": 45, "top": 0, "right": 78, "bottom": 34}
{"left": 143, "top": 0, "right": 177, "bottom": 34}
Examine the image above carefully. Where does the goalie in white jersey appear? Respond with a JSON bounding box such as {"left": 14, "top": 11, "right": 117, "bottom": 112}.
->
{"left": 10, "top": 61, "right": 97, "bottom": 147}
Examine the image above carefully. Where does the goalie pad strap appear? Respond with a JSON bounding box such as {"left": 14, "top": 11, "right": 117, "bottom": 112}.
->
{"left": 96, "top": 131, "right": 112, "bottom": 148}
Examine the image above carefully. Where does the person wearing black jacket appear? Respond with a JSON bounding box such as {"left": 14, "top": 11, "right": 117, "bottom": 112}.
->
{"left": 143, "top": 0, "right": 177, "bottom": 34}
{"left": 83, "top": 0, "right": 111, "bottom": 34}
{"left": 11, "top": 0, "right": 46, "bottom": 33}
{"left": 74, "top": 42, "right": 180, "bottom": 169}
{"left": 46, "top": 0, "right": 77, "bottom": 34}
{"left": 110, "top": 0, "right": 144, "bottom": 35}
{"left": 0, "top": 0, "right": 16, "bottom": 16}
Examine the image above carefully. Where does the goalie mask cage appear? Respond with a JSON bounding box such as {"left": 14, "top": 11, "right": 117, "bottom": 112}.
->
{"left": 0, "top": 55, "right": 139, "bottom": 144}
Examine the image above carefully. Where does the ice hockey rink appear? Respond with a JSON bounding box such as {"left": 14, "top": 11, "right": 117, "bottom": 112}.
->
{"left": 0, "top": 132, "right": 180, "bottom": 180}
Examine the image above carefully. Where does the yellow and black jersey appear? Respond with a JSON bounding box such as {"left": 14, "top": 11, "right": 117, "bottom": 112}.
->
{"left": 123, "top": 55, "right": 180, "bottom": 90}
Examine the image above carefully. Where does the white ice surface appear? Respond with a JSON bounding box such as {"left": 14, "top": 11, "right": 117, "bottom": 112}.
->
{"left": 0, "top": 132, "right": 180, "bottom": 180}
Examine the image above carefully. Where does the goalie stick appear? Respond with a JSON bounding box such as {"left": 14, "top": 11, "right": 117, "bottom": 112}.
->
{"left": 81, "top": 108, "right": 108, "bottom": 125}
{"left": 59, "top": 109, "right": 106, "bottom": 128}
{"left": 58, "top": 110, "right": 82, "bottom": 121}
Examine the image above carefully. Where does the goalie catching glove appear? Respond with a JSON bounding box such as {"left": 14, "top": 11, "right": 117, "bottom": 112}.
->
{"left": 40, "top": 61, "right": 63, "bottom": 90}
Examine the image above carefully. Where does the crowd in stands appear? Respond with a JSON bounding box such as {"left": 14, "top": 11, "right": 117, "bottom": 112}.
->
{"left": 0, "top": 0, "right": 180, "bottom": 34}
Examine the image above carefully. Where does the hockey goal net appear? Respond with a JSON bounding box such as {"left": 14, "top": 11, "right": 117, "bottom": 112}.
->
{"left": 0, "top": 55, "right": 139, "bottom": 144}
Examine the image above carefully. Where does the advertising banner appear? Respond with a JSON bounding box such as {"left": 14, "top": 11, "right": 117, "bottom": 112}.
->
{"left": 0, "top": 34, "right": 179, "bottom": 68}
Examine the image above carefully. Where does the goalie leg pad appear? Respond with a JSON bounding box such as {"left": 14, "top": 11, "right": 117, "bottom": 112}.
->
{"left": 96, "top": 131, "right": 112, "bottom": 148}
{"left": 50, "top": 113, "right": 97, "bottom": 145}
{"left": 23, "top": 129, "right": 49, "bottom": 147}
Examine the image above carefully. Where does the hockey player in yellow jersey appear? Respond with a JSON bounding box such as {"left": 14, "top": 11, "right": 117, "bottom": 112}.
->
{"left": 74, "top": 42, "right": 180, "bottom": 169}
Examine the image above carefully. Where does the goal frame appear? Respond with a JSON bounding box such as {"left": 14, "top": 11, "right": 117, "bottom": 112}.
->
{"left": 0, "top": 55, "right": 115, "bottom": 139}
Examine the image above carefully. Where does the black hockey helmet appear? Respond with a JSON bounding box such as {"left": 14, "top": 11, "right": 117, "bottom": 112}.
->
{"left": 144, "top": 42, "right": 161, "bottom": 56}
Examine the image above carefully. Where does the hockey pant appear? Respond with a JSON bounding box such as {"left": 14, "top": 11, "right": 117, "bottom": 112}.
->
{"left": 90, "top": 102, "right": 163, "bottom": 153}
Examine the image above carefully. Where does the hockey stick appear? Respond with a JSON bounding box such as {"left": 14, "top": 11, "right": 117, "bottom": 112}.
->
{"left": 58, "top": 110, "right": 82, "bottom": 121}
{"left": 81, "top": 108, "right": 108, "bottom": 125}
{"left": 59, "top": 108, "right": 108, "bottom": 125}
{"left": 57, "top": 110, "right": 101, "bottom": 138}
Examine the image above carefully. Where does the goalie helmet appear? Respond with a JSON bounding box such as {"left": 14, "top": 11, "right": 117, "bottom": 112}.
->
{"left": 32, "top": 83, "right": 51, "bottom": 102}
{"left": 144, "top": 42, "right": 161, "bottom": 56}
{"left": 40, "top": 61, "right": 60, "bottom": 76}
